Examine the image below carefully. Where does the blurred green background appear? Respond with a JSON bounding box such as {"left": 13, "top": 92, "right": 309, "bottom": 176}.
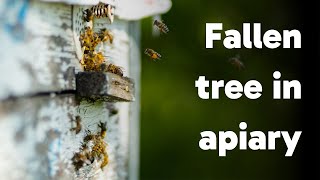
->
{"left": 140, "top": 0, "right": 303, "bottom": 179}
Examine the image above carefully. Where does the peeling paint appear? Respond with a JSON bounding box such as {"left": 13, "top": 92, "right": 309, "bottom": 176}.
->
{"left": 0, "top": 1, "right": 140, "bottom": 179}
{"left": 0, "top": 1, "right": 77, "bottom": 100}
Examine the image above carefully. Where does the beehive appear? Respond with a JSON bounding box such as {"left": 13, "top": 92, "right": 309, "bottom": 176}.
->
{"left": 0, "top": 0, "right": 171, "bottom": 179}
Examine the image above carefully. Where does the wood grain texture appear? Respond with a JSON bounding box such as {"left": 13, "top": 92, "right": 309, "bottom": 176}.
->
{"left": 0, "top": 1, "right": 79, "bottom": 100}
{"left": 76, "top": 72, "right": 135, "bottom": 102}
{"left": 0, "top": 95, "right": 132, "bottom": 180}
{"left": 0, "top": 0, "right": 142, "bottom": 179}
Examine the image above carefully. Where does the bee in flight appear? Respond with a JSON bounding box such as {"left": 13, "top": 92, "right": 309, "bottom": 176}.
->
{"left": 228, "top": 54, "right": 245, "bottom": 71}
{"left": 153, "top": 20, "right": 169, "bottom": 34}
{"left": 83, "top": 2, "right": 115, "bottom": 24}
{"left": 144, "top": 48, "right": 161, "bottom": 61}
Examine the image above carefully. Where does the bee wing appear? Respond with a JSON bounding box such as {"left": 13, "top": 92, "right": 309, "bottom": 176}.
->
{"left": 239, "top": 61, "right": 245, "bottom": 69}
{"left": 106, "top": 5, "right": 114, "bottom": 23}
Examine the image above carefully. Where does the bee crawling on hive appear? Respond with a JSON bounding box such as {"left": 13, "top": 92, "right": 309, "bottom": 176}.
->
{"left": 100, "top": 63, "right": 124, "bottom": 77}
{"left": 83, "top": 2, "right": 115, "bottom": 24}
{"left": 144, "top": 48, "right": 161, "bottom": 61}
{"left": 70, "top": 116, "right": 82, "bottom": 134}
{"left": 72, "top": 122, "right": 109, "bottom": 171}
{"left": 79, "top": 27, "right": 101, "bottom": 52}
{"left": 228, "top": 54, "right": 245, "bottom": 71}
{"left": 81, "top": 51, "right": 107, "bottom": 71}
{"left": 82, "top": 9, "right": 94, "bottom": 22}
{"left": 99, "top": 28, "right": 114, "bottom": 44}
{"left": 72, "top": 149, "right": 92, "bottom": 171}
{"left": 153, "top": 20, "right": 169, "bottom": 34}
{"left": 83, "top": 130, "right": 96, "bottom": 142}
{"left": 98, "top": 121, "right": 108, "bottom": 139}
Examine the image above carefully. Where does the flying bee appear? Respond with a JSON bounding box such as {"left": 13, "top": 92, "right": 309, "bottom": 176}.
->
{"left": 228, "top": 54, "right": 245, "bottom": 71}
{"left": 105, "top": 63, "right": 124, "bottom": 76}
{"left": 88, "top": 2, "right": 115, "bottom": 23}
{"left": 153, "top": 20, "right": 169, "bottom": 34}
{"left": 70, "top": 116, "right": 82, "bottom": 134}
{"left": 99, "top": 28, "right": 114, "bottom": 44}
{"left": 98, "top": 121, "right": 107, "bottom": 139}
{"left": 144, "top": 48, "right": 161, "bottom": 61}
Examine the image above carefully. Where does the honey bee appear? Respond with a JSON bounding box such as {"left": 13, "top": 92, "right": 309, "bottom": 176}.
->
{"left": 72, "top": 123, "right": 109, "bottom": 171}
{"left": 91, "top": 139, "right": 108, "bottom": 168}
{"left": 83, "top": 9, "right": 94, "bottom": 22}
{"left": 80, "top": 27, "right": 101, "bottom": 52}
{"left": 80, "top": 27, "right": 113, "bottom": 72}
{"left": 100, "top": 63, "right": 108, "bottom": 72}
{"left": 105, "top": 63, "right": 124, "bottom": 76}
{"left": 99, "top": 28, "right": 114, "bottom": 44}
{"left": 70, "top": 116, "right": 82, "bottom": 134}
{"left": 107, "top": 103, "right": 118, "bottom": 116}
{"left": 100, "top": 152, "right": 109, "bottom": 168}
{"left": 228, "top": 54, "right": 245, "bottom": 70}
{"left": 72, "top": 151, "right": 91, "bottom": 171}
{"left": 94, "top": 52, "right": 106, "bottom": 65}
{"left": 153, "top": 20, "right": 169, "bottom": 34}
{"left": 98, "top": 121, "right": 107, "bottom": 139}
{"left": 87, "top": 2, "right": 115, "bottom": 24}
{"left": 72, "top": 153, "right": 85, "bottom": 171}
{"left": 84, "top": 130, "right": 96, "bottom": 142}
{"left": 144, "top": 48, "right": 161, "bottom": 61}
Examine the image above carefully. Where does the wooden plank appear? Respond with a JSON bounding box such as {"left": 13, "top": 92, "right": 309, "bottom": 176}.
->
{"left": 76, "top": 72, "right": 135, "bottom": 102}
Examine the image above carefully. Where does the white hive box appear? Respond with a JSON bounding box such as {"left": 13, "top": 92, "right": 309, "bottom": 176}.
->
{"left": 0, "top": 0, "right": 171, "bottom": 180}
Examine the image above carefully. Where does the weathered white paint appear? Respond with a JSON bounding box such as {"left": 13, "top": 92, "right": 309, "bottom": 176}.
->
{"left": 0, "top": 95, "right": 133, "bottom": 180}
{"left": 0, "top": 0, "right": 170, "bottom": 179}
{"left": 41, "top": 0, "right": 172, "bottom": 20}
{"left": 0, "top": 1, "right": 78, "bottom": 100}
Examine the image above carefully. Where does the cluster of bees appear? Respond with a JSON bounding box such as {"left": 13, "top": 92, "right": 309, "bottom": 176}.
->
{"left": 72, "top": 121, "right": 109, "bottom": 171}
{"left": 79, "top": 2, "right": 124, "bottom": 76}
{"left": 144, "top": 20, "right": 169, "bottom": 61}
{"left": 71, "top": 2, "right": 117, "bottom": 172}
